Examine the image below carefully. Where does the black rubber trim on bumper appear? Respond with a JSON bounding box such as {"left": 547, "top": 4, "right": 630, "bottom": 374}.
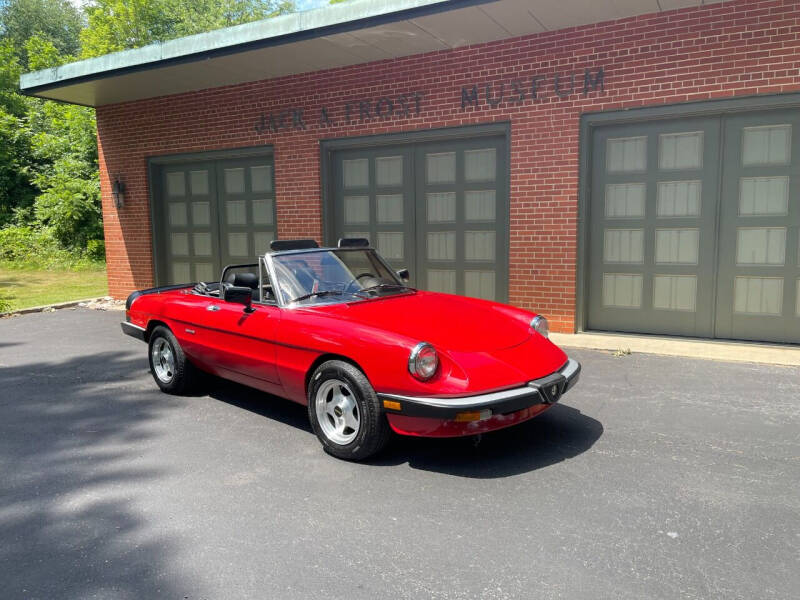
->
{"left": 121, "top": 321, "right": 146, "bottom": 342}
{"left": 378, "top": 359, "right": 581, "bottom": 419}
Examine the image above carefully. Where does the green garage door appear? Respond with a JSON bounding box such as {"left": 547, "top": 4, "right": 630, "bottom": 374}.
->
{"left": 330, "top": 136, "right": 508, "bottom": 302}
{"left": 153, "top": 155, "right": 276, "bottom": 285}
{"left": 588, "top": 110, "right": 800, "bottom": 344}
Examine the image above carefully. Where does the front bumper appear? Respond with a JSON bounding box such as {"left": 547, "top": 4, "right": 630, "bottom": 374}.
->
{"left": 378, "top": 358, "right": 581, "bottom": 420}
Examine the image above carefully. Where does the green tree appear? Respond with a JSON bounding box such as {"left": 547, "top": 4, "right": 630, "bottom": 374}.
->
{"left": 0, "top": 41, "right": 35, "bottom": 224}
{"left": 0, "top": 0, "right": 84, "bottom": 64}
{"left": 0, "top": 107, "right": 36, "bottom": 224}
{"left": 81, "top": 0, "right": 295, "bottom": 57}
{"left": 23, "top": 36, "right": 100, "bottom": 249}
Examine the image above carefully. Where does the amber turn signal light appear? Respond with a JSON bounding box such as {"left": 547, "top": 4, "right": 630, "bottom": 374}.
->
{"left": 383, "top": 400, "right": 402, "bottom": 411}
{"left": 454, "top": 409, "right": 492, "bottom": 422}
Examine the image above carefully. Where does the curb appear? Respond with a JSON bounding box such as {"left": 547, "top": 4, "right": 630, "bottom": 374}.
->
{"left": 550, "top": 332, "right": 800, "bottom": 368}
{"left": 0, "top": 297, "right": 108, "bottom": 318}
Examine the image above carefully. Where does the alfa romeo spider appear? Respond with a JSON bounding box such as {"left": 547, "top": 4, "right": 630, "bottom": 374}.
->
{"left": 122, "top": 239, "right": 580, "bottom": 460}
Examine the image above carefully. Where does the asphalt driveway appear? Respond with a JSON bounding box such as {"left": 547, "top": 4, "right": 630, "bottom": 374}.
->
{"left": 0, "top": 309, "right": 798, "bottom": 600}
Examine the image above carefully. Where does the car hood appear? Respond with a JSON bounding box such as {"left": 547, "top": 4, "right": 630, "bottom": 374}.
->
{"left": 309, "top": 291, "right": 532, "bottom": 352}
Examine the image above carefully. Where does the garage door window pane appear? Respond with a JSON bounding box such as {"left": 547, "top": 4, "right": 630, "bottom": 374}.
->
{"left": 427, "top": 232, "right": 456, "bottom": 261}
{"left": 653, "top": 275, "right": 697, "bottom": 311}
{"left": 168, "top": 203, "right": 187, "bottom": 226}
{"left": 251, "top": 165, "right": 273, "bottom": 193}
{"left": 228, "top": 233, "right": 249, "bottom": 257}
{"left": 427, "top": 152, "right": 456, "bottom": 184}
{"left": 427, "top": 269, "right": 456, "bottom": 293}
{"left": 170, "top": 233, "right": 188, "bottom": 256}
{"left": 344, "top": 196, "right": 369, "bottom": 224}
{"left": 736, "top": 227, "right": 786, "bottom": 266}
{"left": 195, "top": 263, "right": 214, "bottom": 283}
{"left": 190, "top": 170, "right": 209, "bottom": 196}
{"left": 375, "top": 156, "right": 402, "bottom": 187}
{"left": 739, "top": 177, "right": 789, "bottom": 216}
{"left": 224, "top": 168, "right": 246, "bottom": 194}
{"left": 252, "top": 199, "right": 274, "bottom": 226}
{"left": 602, "top": 273, "right": 642, "bottom": 308}
{"left": 343, "top": 159, "right": 368, "bottom": 188}
{"left": 465, "top": 148, "right": 496, "bottom": 182}
{"left": 427, "top": 192, "right": 455, "bottom": 222}
{"left": 734, "top": 277, "right": 783, "bottom": 315}
{"left": 465, "top": 231, "right": 495, "bottom": 261}
{"left": 657, "top": 181, "right": 701, "bottom": 217}
{"left": 253, "top": 231, "right": 273, "bottom": 254}
{"left": 226, "top": 200, "right": 247, "bottom": 225}
{"left": 742, "top": 125, "right": 791, "bottom": 166}
{"left": 605, "top": 183, "right": 645, "bottom": 218}
{"left": 192, "top": 202, "right": 210, "bottom": 226}
{"left": 193, "top": 232, "right": 212, "bottom": 257}
{"left": 172, "top": 262, "right": 190, "bottom": 283}
{"left": 167, "top": 172, "right": 185, "bottom": 197}
{"left": 376, "top": 194, "right": 403, "bottom": 223}
{"left": 465, "top": 271, "right": 495, "bottom": 300}
{"left": 603, "top": 229, "right": 644, "bottom": 264}
{"left": 607, "top": 137, "right": 646, "bottom": 173}
{"left": 465, "top": 190, "right": 495, "bottom": 221}
{"left": 655, "top": 229, "right": 699, "bottom": 265}
{"left": 659, "top": 132, "right": 703, "bottom": 170}
{"left": 376, "top": 232, "right": 403, "bottom": 259}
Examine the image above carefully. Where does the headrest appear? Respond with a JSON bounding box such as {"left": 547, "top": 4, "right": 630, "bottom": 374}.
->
{"left": 338, "top": 237, "right": 370, "bottom": 248}
{"left": 230, "top": 272, "right": 258, "bottom": 288}
{"left": 270, "top": 239, "right": 319, "bottom": 251}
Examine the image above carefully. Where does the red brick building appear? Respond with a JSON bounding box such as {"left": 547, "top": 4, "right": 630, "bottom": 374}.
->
{"left": 21, "top": 0, "right": 800, "bottom": 343}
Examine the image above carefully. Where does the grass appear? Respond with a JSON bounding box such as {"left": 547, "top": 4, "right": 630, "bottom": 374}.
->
{"left": 0, "top": 263, "right": 107, "bottom": 313}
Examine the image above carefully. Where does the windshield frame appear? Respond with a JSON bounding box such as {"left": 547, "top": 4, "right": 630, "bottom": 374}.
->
{"left": 262, "top": 247, "right": 409, "bottom": 309}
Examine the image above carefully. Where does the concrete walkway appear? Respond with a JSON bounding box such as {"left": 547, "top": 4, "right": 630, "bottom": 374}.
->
{"left": 550, "top": 331, "right": 800, "bottom": 367}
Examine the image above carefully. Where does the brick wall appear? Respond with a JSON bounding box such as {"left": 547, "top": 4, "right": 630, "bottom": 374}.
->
{"left": 96, "top": 0, "right": 800, "bottom": 332}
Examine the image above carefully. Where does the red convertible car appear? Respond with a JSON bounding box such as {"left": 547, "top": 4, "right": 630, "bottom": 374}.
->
{"left": 122, "top": 239, "right": 580, "bottom": 460}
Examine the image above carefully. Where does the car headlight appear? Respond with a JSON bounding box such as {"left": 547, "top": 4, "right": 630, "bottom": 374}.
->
{"left": 408, "top": 342, "right": 439, "bottom": 381}
{"left": 530, "top": 315, "right": 549, "bottom": 338}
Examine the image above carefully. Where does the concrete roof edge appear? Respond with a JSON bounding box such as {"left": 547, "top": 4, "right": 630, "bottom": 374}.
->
{"left": 19, "top": 0, "right": 454, "bottom": 92}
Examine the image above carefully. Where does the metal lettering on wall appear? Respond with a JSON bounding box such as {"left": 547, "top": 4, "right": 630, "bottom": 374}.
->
{"left": 460, "top": 67, "right": 605, "bottom": 109}
{"left": 254, "top": 92, "right": 424, "bottom": 134}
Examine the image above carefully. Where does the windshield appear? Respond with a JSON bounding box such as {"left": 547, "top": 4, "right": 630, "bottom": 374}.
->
{"left": 270, "top": 248, "right": 412, "bottom": 305}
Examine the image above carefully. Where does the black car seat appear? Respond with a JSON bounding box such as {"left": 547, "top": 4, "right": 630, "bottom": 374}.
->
{"left": 225, "top": 271, "right": 260, "bottom": 301}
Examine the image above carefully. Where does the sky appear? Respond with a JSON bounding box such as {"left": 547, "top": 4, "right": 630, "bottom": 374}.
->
{"left": 296, "top": 0, "right": 330, "bottom": 10}
{"left": 67, "top": 0, "right": 333, "bottom": 11}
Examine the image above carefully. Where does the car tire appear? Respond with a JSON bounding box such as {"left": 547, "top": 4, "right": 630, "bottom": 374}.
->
{"left": 308, "top": 360, "right": 391, "bottom": 461}
{"left": 148, "top": 325, "right": 197, "bottom": 394}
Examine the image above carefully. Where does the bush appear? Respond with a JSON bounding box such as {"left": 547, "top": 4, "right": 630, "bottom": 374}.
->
{"left": 0, "top": 224, "right": 102, "bottom": 269}
{"left": 32, "top": 157, "right": 102, "bottom": 249}
{"left": 0, "top": 225, "right": 51, "bottom": 260}
{"left": 86, "top": 238, "right": 105, "bottom": 261}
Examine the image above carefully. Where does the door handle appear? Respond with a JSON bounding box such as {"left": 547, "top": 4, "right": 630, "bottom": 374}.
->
{"left": 206, "top": 305, "right": 220, "bottom": 312}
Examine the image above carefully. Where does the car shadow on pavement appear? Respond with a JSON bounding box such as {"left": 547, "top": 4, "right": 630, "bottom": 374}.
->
{"left": 206, "top": 377, "right": 314, "bottom": 433}
{"left": 0, "top": 351, "right": 189, "bottom": 599}
{"left": 373, "top": 403, "right": 603, "bottom": 478}
{"left": 204, "top": 377, "right": 602, "bottom": 478}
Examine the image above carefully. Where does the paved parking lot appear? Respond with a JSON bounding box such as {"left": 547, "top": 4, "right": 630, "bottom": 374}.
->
{"left": 0, "top": 309, "right": 798, "bottom": 600}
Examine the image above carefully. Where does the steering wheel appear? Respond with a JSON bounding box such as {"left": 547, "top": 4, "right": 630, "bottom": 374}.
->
{"left": 345, "top": 272, "right": 377, "bottom": 293}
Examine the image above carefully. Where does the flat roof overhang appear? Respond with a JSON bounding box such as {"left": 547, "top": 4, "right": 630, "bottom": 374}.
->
{"left": 20, "top": 0, "right": 711, "bottom": 107}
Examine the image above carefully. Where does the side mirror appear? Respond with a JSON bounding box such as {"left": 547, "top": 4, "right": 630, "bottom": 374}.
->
{"left": 223, "top": 285, "right": 254, "bottom": 312}
{"left": 396, "top": 268, "right": 410, "bottom": 282}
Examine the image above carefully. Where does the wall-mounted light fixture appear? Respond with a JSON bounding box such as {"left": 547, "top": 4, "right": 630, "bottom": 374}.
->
{"left": 112, "top": 176, "right": 126, "bottom": 209}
